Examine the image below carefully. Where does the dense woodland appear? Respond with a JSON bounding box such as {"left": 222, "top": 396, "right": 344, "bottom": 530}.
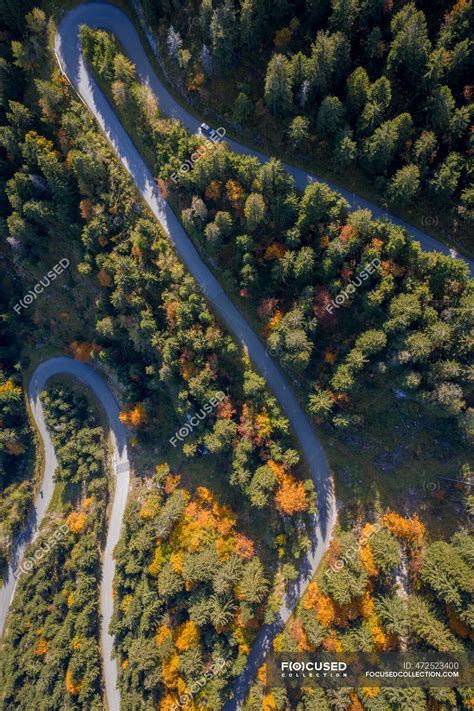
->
{"left": 83, "top": 29, "right": 473, "bottom": 442}
{"left": 0, "top": 7, "right": 316, "bottom": 524}
{"left": 0, "top": 383, "right": 109, "bottom": 710}
{"left": 139, "top": 0, "right": 473, "bottom": 247}
{"left": 112, "top": 465, "right": 269, "bottom": 709}
{"left": 0, "top": 363, "right": 32, "bottom": 575}
{"left": 0, "top": 8, "right": 314, "bottom": 708}
{"left": 0, "top": 2, "right": 472, "bottom": 710}
{"left": 245, "top": 506, "right": 474, "bottom": 710}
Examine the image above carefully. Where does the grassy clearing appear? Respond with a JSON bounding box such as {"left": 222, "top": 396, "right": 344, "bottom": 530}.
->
{"left": 318, "top": 384, "right": 471, "bottom": 541}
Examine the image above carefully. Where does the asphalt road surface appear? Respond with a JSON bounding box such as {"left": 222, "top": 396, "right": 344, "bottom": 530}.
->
{"left": 4, "top": 1, "right": 467, "bottom": 708}
{"left": 64, "top": 1, "right": 473, "bottom": 271}
{"left": 55, "top": 4, "right": 338, "bottom": 708}
{"left": 0, "top": 357, "right": 130, "bottom": 711}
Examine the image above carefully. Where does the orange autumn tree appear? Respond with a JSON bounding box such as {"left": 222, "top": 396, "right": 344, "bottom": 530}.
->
{"left": 66, "top": 511, "right": 86, "bottom": 534}
{"left": 262, "top": 692, "right": 278, "bottom": 711}
{"left": 97, "top": 269, "right": 113, "bottom": 287}
{"left": 119, "top": 403, "right": 146, "bottom": 428}
{"left": 205, "top": 179, "right": 222, "bottom": 201}
{"left": 34, "top": 638, "right": 48, "bottom": 656}
{"left": 303, "top": 582, "right": 336, "bottom": 627}
{"left": 235, "top": 533, "right": 255, "bottom": 559}
{"left": 79, "top": 199, "right": 93, "bottom": 220}
{"left": 288, "top": 618, "right": 312, "bottom": 651}
{"left": 275, "top": 472, "right": 308, "bottom": 515}
{"left": 261, "top": 309, "right": 282, "bottom": 338}
{"left": 69, "top": 341, "right": 100, "bottom": 362}
{"left": 383, "top": 512, "right": 425, "bottom": 543}
{"left": 264, "top": 242, "right": 286, "bottom": 260}
{"left": 175, "top": 620, "right": 200, "bottom": 651}
{"left": 65, "top": 668, "right": 82, "bottom": 695}
{"left": 339, "top": 224, "right": 358, "bottom": 241}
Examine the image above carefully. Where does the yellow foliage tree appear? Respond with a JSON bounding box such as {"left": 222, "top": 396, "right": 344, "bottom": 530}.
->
{"left": 262, "top": 693, "right": 278, "bottom": 711}
{"left": 383, "top": 512, "right": 425, "bottom": 542}
{"left": 362, "top": 686, "right": 381, "bottom": 698}
{"left": 360, "top": 544, "right": 378, "bottom": 576}
{"left": 359, "top": 591, "right": 375, "bottom": 619}
{"left": 170, "top": 551, "right": 185, "bottom": 574}
{"left": 34, "top": 638, "right": 48, "bottom": 656}
{"left": 175, "top": 620, "right": 200, "bottom": 652}
{"left": 350, "top": 691, "right": 365, "bottom": 710}
{"left": 196, "top": 486, "right": 215, "bottom": 504}
{"left": 275, "top": 474, "right": 308, "bottom": 515}
{"left": 119, "top": 403, "right": 146, "bottom": 428}
{"left": 255, "top": 408, "right": 272, "bottom": 439}
{"left": 303, "top": 582, "right": 336, "bottom": 627}
{"left": 159, "top": 695, "right": 180, "bottom": 711}
{"left": 148, "top": 543, "right": 166, "bottom": 576}
{"left": 162, "top": 653, "right": 180, "bottom": 688}
{"left": 156, "top": 624, "right": 172, "bottom": 650}
{"left": 226, "top": 179, "right": 244, "bottom": 206}
{"left": 66, "top": 511, "right": 86, "bottom": 533}
{"left": 65, "top": 668, "right": 82, "bottom": 695}
{"left": 139, "top": 493, "right": 161, "bottom": 520}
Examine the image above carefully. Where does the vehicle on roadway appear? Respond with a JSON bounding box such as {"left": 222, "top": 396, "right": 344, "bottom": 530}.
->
{"left": 198, "top": 122, "right": 219, "bottom": 141}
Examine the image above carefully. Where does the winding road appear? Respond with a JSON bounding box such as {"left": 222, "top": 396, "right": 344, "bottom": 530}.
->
{"left": 66, "top": 1, "right": 473, "bottom": 272}
{"left": 54, "top": 3, "right": 339, "bottom": 708}
{"left": 0, "top": 357, "right": 129, "bottom": 711}
{"left": 2, "top": 2, "right": 471, "bottom": 709}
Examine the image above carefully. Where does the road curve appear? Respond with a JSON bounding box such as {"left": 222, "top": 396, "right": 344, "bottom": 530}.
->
{"left": 0, "top": 357, "right": 129, "bottom": 711}
{"left": 56, "top": 4, "right": 337, "bottom": 708}
{"left": 73, "top": 0, "right": 474, "bottom": 272}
